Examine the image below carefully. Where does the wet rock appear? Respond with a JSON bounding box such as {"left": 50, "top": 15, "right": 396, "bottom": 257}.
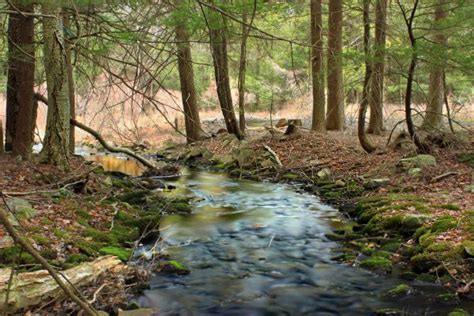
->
{"left": 448, "top": 308, "right": 470, "bottom": 316}
{"left": 437, "top": 293, "right": 460, "bottom": 305}
{"left": 386, "top": 284, "right": 411, "bottom": 297}
{"left": 375, "top": 308, "right": 404, "bottom": 316}
{"left": 398, "top": 154, "right": 436, "bottom": 171}
{"left": 159, "top": 260, "right": 190, "bottom": 275}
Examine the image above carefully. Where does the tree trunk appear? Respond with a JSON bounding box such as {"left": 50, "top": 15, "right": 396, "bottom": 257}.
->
{"left": 0, "top": 120, "right": 4, "bottom": 154}
{"left": 207, "top": 2, "right": 243, "bottom": 139}
{"left": 326, "top": 0, "right": 344, "bottom": 131}
{"left": 40, "top": 4, "right": 71, "bottom": 167}
{"left": 64, "top": 13, "right": 76, "bottom": 154}
{"left": 175, "top": 0, "right": 202, "bottom": 144}
{"left": 6, "top": 1, "right": 36, "bottom": 159}
{"left": 422, "top": 0, "right": 448, "bottom": 130}
{"left": 237, "top": 0, "right": 256, "bottom": 134}
{"left": 310, "top": 0, "right": 325, "bottom": 132}
{"left": 367, "top": 0, "right": 387, "bottom": 135}
{"left": 358, "top": 0, "right": 376, "bottom": 153}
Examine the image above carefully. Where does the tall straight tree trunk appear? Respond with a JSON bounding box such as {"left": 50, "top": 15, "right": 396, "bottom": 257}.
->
{"left": 40, "top": 4, "right": 71, "bottom": 167}
{"left": 6, "top": 2, "right": 36, "bottom": 159}
{"left": 208, "top": 5, "right": 242, "bottom": 139}
{"left": 310, "top": 0, "right": 325, "bottom": 132}
{"left": 0, "top": 120, "right": 4, "bottom": 154}
{"left": 237, "top": 1, "right": 249, "bottom": 133}
{"left": 326, "top": 0, "right": 344, "bottom": 131}
{"left": 64, "top": 13, "right": 76, "bottom": 154}
{"left": 367, "top": 0, "right": 387, "bottom": 135}
{"left": 175, "top": 0, "right": 202, "bottom": 144}
{"left": 422, "top": 0, "right": 448, "bottom": 130}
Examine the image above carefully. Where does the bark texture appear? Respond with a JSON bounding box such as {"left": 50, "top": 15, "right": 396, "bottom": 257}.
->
{"left": 175, "top": 1, "right": 202, "bottom": 143}
{"left": 40, "top": 4, "right": 71, "bottom": 166}
{"left": 6, "top": 2, "right": 36, "bottom": 159}
{"left": 326, "top": 0, "right": 344, "bottom": 131}
{"left": 64, "top": 13, "right": 76, "bottom": 154}
{"left": 208, "top": 2, "right": 242, "bottom": 139}
{"left": 358, "top": 0, "right": 376, "bottom": 153}
{"left": 310, "top": 0, "right": 325, "bottom": 132}
{"left": 422, "top": 0, "right": 448, "bottom": 130}
{"left": 367, "top": 0, "right": 387, "bottom": 135}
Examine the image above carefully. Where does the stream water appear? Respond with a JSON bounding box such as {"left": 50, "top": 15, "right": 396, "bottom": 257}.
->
{"left": 83, "top": 154, "right": 472, "bottom": 315}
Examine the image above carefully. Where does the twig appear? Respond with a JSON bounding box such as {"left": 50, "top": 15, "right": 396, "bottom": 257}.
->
{"left": 263, "top": 145, "right": 283, "bottom": 167}
{"left": 88, "top": 282, "right": 109, "bottom": 304}
{"left": 431, "top": 172, "right": 458, "bottom": 183}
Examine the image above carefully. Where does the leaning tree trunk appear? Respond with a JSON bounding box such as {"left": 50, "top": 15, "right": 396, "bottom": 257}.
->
{"left": 208, "top": 2, "right": 242, "bottom": 139}
{"left": 310, "top": 0, "right": 326, "bottom": 132}
{"left": 367, "top": 0, "right": 387, "bottom": 135}
{"left": 175, "top": 0, "right": 202, "bottom": 144}
{"left": 64, "top": 12, "right": 76, "bottom": 154}
{"left": 326, "top": 0, "right": 344, "bottom": 131}
{"left": 40, "top": 4, "right": 71, "bottom": 167}
{"left": 422, "top": 0, "right": 448, "bottom": 131}
{"left": 358, "top": 0, "right": 376, "bottom": 153}
{"left": 6, "top": 1, "right": 36, "bottom": 159}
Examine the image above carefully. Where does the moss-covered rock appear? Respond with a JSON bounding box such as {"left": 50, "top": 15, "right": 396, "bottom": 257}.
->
{"left": 432, "top": 216, "right": 458, "bottom": 233}
{"left": 410, "top": 252, "right": 438, "bottom": 272}
{"left": 448, "top": 308, "right": 470, "bottom": 316}
{"left": 160, "top": 260, "right": 190, "bottom": 275}
{"left": 387, "top": 284, "right": 411, "bottom": 297}
{"left": 360, "top": 256, "right": 392, "bottom": 273}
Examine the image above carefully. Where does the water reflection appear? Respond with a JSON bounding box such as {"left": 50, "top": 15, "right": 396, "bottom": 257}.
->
{"left": 85, "top": 154, "right": 145, "bottom": 176}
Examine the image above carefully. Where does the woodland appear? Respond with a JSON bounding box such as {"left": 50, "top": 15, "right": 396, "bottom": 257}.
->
{"left": 0, "top": 0, "right": 473, "bottom": 315}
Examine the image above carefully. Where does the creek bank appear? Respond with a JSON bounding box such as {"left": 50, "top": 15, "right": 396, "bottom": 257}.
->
{"left": 0, "top": 154, "right": 195, "bottom": 314}
{"left": 155, "top": 133, "right": 473, "bottom": 307}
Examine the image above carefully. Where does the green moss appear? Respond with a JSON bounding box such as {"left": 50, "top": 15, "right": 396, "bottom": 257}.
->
{"left": 160, "top": 260, "right": 190, "bottom": 275}
{"left": 457, "top": 152, "right": 474, "bottom": 168}
{"left": 419, "top": 232, "right": 437, "bottom": 247}
{"left": 65, "top": 253, "right": 89, "bottom": 265}
{"left": 40, "top": 248, "right": 57, "bottom": 260}
{"left": 30, "top": 234, "right": 49, "bottom": 246}
{"left": 76, "top": 209, "right": 91, "bottom": 220}
{"left": 433, "top": 204, "right": 461, "bottom": 211}
{"left": 40, "top": 218, "right": 53, "bottom": 225}
{"left": 360, "top": 256, "right": 392, "bottom": 273}
{"left": 84, "top": 227, "right": 115, "bottom": 244}
{"left": 432, "top": 216, "right": 458, "bottom": 233}
{"left": 99, "top": 246, "right": 132, "bottom": 261}
{"left": 437, "top": 293, "right": 459, "bottom": 304}
{"left": 0, "top": 246, "right": 36, "bottom": 265}
{"left": 426, "top": 242, "right": 451, "bottom": 253}
{"left": 381, "top": 242, "right": 401, "bottom": 253}
{"left": 387, "top": 284, "right": 411, "bottom": 296}
{"left": 117, "top": 190, "right": 149, "bottom": 205}
{"left": 413, "top": 226, "right": 430, "bottom": 241}
{"left": 74, "top": 239, "right": 100, "bottom": 256}
{"left": 53, "top": 228, "right": 72, "bottom": 239}
{"left": 448, "top": 308, "right": 470, "bottom": 316}
{"left": 411, "top": 252, "right": 438, "bottom": 272}
{"left": 282, "top": 173, "right": 299, "bottom": 180}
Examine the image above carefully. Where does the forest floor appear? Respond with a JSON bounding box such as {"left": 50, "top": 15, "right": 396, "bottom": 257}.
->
{"left": 161, "top": 125, "right": 474, "bottom": 299}
{"left": 0, "top": 155, "right": 192, "bottom": 314}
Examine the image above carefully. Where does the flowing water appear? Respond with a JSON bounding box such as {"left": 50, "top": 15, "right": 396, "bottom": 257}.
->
{"left": 82, "top": 154, "right": 472, "bottom": 315}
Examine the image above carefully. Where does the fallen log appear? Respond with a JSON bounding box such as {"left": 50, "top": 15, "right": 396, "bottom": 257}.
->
{"left": 71, "top": 119, "right": 157, "bottom": 170}
{"left": 0, "top": 256, "right": 121, "bottom": 313}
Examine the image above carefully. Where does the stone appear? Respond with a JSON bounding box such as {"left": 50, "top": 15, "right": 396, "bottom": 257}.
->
{"left": 463, "top": 241, "right": 474, "bottom": 257}
{"left": 335, "top": 180, "right": 346, "bottom": 187}
{"left": 364, "top": 178, "right": 390, "bottom": 189}
{"left": 317, "top": 168, "right": 332, "bottom": 180}
{"left": 408, "top": 168, "right": 422, "bottom": 177}
{"left": 103, "top": 176, "right": 113, "bottom": 187}
{"left": 260, "top": 159, "right": 275, "bottom": 169}
{"left": 275, "top": 118, "right": 288, "bottom": 128}
{"left": 7, "top": 198, "right": 37, "bottom": 220}
{"left": 401, "top": 215, "right": 429, "bottom": 232}
{"left": 387, "top": 284, "right": 411, "bottom": 297}
{"left": 399, "top": 154, "right": 436, "bottom": 170}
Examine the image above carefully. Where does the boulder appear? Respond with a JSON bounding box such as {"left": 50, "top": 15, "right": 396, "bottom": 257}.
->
{"left": 317, "top": 168, "right": 332, "bottom": 180}
{"left": 7, "top": 198, "right": 37, "bottom": 220}
{"left": 408, "top": 168, "right": 422, "bottom": 177}
{"left": 398, "top": 155, "right": 436, "bottom": 171}
{"left": 364, "top": 178, "right": 390, "bottom": 189}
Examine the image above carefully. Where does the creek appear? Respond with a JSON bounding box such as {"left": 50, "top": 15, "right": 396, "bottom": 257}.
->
{"left": 85, "top": 154, "right": 471, "bottom": 315}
